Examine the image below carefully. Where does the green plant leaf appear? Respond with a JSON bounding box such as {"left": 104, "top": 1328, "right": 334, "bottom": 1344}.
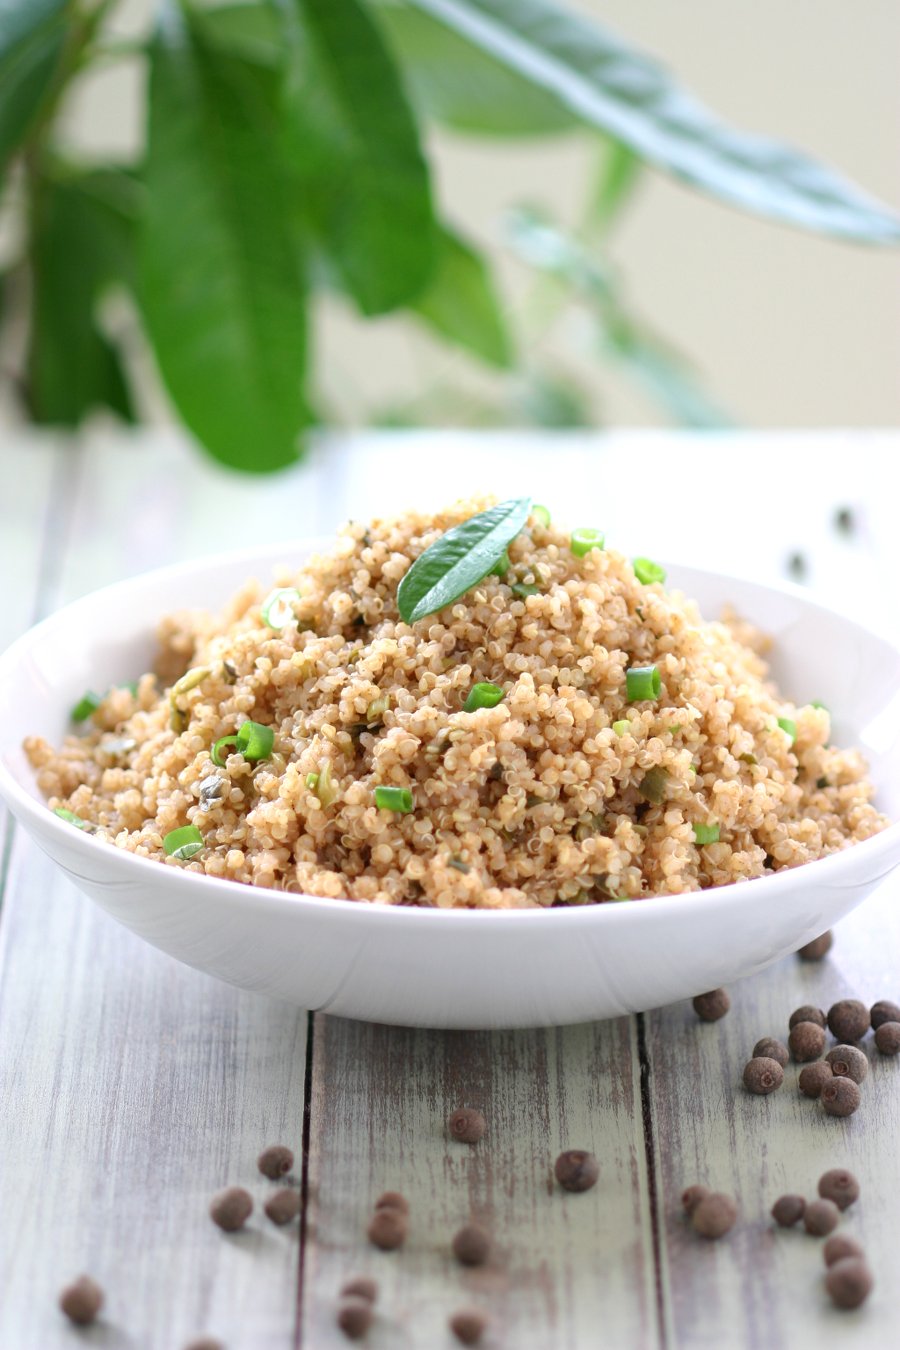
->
{"left": 275, "top": 0, "right": 438, "bottom": 315}
{"left": 411, "top": 226, "right": 512, "bottom": 367}
{"left": 375, "top": 1, "right": 576, "bottom": 136}
{"left": 140, "top": 4, "right": 309, "bottom": 473}
{"left": 406, "top": 0, "right": 900, "bottom": 244}
{"left": 397, "top": 496, "right": 532, "bottom": 623}
{"left": 0, "top": 0, "right": 69, "bottom": 177}
{"left": 589, "top": 139, "right": 640, "bottom": 238}
{"left": 27, "top": 169, "right": 137, "bottom": 426}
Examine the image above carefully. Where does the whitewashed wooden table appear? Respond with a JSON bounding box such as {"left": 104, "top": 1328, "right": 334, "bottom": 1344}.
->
{"left": 2, "top": 429, "right": 900, "bottom": 1350}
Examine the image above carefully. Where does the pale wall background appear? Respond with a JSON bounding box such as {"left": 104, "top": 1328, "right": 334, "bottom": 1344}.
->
{"left": 49, "top": 0, "right": 900, "bottom": 427}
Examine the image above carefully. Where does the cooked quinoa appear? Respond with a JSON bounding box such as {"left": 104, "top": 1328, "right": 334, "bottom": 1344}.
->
{"left": 26, "top": 498, "right": 887, "bottom": 909}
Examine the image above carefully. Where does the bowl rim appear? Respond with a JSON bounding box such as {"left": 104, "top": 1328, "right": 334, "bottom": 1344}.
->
{"left": 2, "top": 537, "right": 899, "bottom": 932}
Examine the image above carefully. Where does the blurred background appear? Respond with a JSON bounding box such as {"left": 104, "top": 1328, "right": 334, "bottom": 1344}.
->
{"left": 0, "top": 0, "right": 898, "bottom": 467}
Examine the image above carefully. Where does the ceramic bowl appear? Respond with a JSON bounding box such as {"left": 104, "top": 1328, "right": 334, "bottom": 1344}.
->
{"left": 2, "top": 542, "right": 900, "bottom": 1029}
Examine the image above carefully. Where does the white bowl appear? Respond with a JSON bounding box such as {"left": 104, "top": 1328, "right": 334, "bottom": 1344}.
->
{"left": 2, "top": 543, "right": 900, "bottom": 1029}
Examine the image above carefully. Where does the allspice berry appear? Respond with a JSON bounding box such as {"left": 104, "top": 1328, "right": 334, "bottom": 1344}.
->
{"left": 336, "top": 1297, "right": 374, "bottom": 1340}
{"left": 257, "top": 1144, "right": 294, "bottom": 1180}
{"left": 340, "top": 1276, "right": 378, "bottom": 1303}
{"left": 448, "top": 1107, "right": 486, "bottom": 1144}
{"left": 265, "top": 1188, "right": 301, "bottom": 1226}
{"left": 789, "top": 1004, "right": 826, "bottom": 1030}
{"left": 449, "top": 1309, "right": 489, "bottom": 1346}
{"left": 825, "top": 1045, "right": 868, "bottom": 1085}
{"left": 209, "top": 1187, "right": 253, "bottom": 1232}
{"left": 691, "top": 1192, "right": 737, "bottom": 1239}
{"left": 59, "top": 1275, "right": 104, "bottom": 1326}
{"left": 374, "top": 1191, "right": 409, "bottom": 1216}
{"left": 681, "top": 1184, "right": 710, "bottom": 1216}
{"left": 771, "top": 1194, "right": 806, "bottom": 1227}
{"left": 452, "top": 1223, "right": 491, "bottom": 1267}
{"left": 824, "top": 1234, "right": 865, "bottom": 1267}
{"left": 554, "top": 1149, "right": 599, "bottom": 1193}
{"left": 818, "top": 1169, "right": 859, "bottom": 1211}
{"left": 804, "top": 1198, "right": 841, "bottom": 1237}
{"left": 742, "top": 1056, "right": 784, "bottom": 1095}
{"left": 827, "top": 999, "right": 870, "bottom": 1043}
{"left": 789, "top": 1021, "right": 826, "bottom": 1063}
{"left": 821, "top": 1077, "right": 861, "bottom": 1118}
{"left": 797, "top": 931, "right": 833, "bottom": 960}
{"left": 870, "top": 999, "right": 900, "bottom": 1030}
{"left": 183, "top": 1340, "right": 225, "bottom": 1350}
{"left": 799, "top": 1062, "right": 833, "bottom": 1099}
{"left": 752, "top": 1037, "right": 789, "bottom": 1068}
{"left": 367, "top": 1209, "right": 408, "bottom": 1250}
{"left": 875, "top": 1021, "right": 900, "bottom": 1056}
{"left": 692, "top": 988, "right": 731, "bottom": 1022}
{"left": 826, "top": 1258, "right": 874, "bottom": 1310}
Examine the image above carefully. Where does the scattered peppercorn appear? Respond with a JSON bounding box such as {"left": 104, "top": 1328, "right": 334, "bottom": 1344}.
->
{"left": 786, "top": 551, "right": 807, "bottom": 581}
{"left": 59, "top": 1275, "right": 104, "bottom": 1326}
{"left": 771, "top": 1195, "right": 806, "bottom": 1227}
{"left": 374, "top": 1191, "right": 409, "bottom": 1215}
{"left": 448, "top": 1107, "right": 486, "bottom": 1144}
{"left": 827, "top": 1000, "right": 871, "bottom": 1043}
{"left": 452, "top": 1223, "right": 491, "bottom": 1267}
{"left": 209, "top": 1187, "right": 253, "bottom": 1232}
{"left": 743, "top": 1056, "right": 784, "bottom": 1095}
{"left": 554, "top": 1149, "right": 599, "bottom": 1192}
{"left": 833, "top": 506, "right": 856, "bottom": 537}
{"left": 336, "top": 1297, "right": 374, "bottom": 1340}
{"left": 818, "top": 1169, "right": 860, "bottom": 1211}
{"left": 799, "top": 1062, "right": 834, "bottom": 1099}
{"left": 691, "top": 1193, "right": 737, "bottom": 1239}
{"left": 789, "top": 1021, "right": 827, "bottom": 1063}
{"left": 367, "top": 1209, "right": 408, "bottom": 1250}
{"left": 826, "top": 1258, "right": 874, "bottom": 1310}
{"left": 797, "top": 931, "right": 833, "bottom": 961}
{"left": 804, "top": 1198, "right": 841, "bottom": 1237}
{"left": 340, "top": 1276, "right": 378, "bottom": 1303}
{"left": 821, "top": 1077, "right": 861, "bottom": 1118}
{"left": 681, "top": 1184, "right": 710, "bottom": 1216}
{"left": 870, "top": 999, "right": 900, "bottom": 1030}
{"left": 752, "top": 1037, "right": 789, "bottom": 1068}
{"left": 449, "top": 1309, "right": 489, "bottom": 1346}
{"left": 789, "top": 1005, "right": 826, "bottom": 1030}
{"left": 692, "top": 989, "right": 731, "bottom": 1022}
{"left": 257, "top": 1144, "right": 294, "bottom": 1180}
{"left": 823, "top": 1234, "right": 865, "bottom": 1267}
{"left": 825, "top": 1046, "right": 869, "bottom": 1085}
{"left": 875, "top": 1021, "right": 900, "bottom": 1055}
{"left": 265, "top": 1188, "right": 301, "bottom": 1226}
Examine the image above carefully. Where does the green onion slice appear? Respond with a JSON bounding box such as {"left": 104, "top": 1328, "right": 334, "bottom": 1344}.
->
{"left": 163, "top": 825, "right": 204, "bottom": 860}
{"left": 612, "top": 719, "right": 630, "bottom": 736}
{"left": 491, "top": 551, "right": 510, "bottom": 578}
{"left": 810, "top": 700, "right": 829, "bottom": 712}
{"left": 314, "top": 760, "right": 337, "bottom": 808}
{"left": 261, "top": 587, "right": 301, "bottom": 630}
{"left": 212, "top": 735, "right": 238, "bottom": 767}
{"left": 625, "top": 665, "right": 661, "bottom": 702}
{"left": 54, "top": 807, "right": 89, "bottom": 829}
{"left": 375, "top": 785, "right": 414, "bottom": 813}
{"left": 511, "top": 582, "right": 540, "bottom": 599}
{"left": 633, "top": 557, "right": 666, "bottom": 586}
{"left": 570, "top": 528, "right": 605, "bottom": 558}
{"left": 532, "top": 504, "right": 551, "bottom": 527}
{"left": 305, "top": 771, "right": 319, "bottom": 789}
{"left": 693, "top": 822, "right": 720, "bottom": 846}
{"left": 638, "top": 767, "right": 669, "bottom": 804}
{"left": 236, "top": 720, "right": 274, "bottom": 761}
{"left": 71, "top": 691, "right": 102, "bottom": 723}
{"left": 777, "top": 717, "right": 797, "bottom": 745}
{"left": 464, "top": 682, "right": 505, "bottom": 713}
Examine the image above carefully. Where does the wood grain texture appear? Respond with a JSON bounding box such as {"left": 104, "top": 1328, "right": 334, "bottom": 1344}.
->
{"left": 301, "top": 1016, "right": 659, "bottom": 1349}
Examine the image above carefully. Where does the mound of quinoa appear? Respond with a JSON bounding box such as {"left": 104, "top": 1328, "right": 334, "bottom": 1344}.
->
{"left": 25, "top": 499, "right": 887, "bottom": 909}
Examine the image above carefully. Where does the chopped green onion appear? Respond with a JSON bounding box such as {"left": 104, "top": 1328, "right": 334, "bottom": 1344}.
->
{"left": 261, "top": 586, "right": 301, "bottom": 630}
{"left": 532, "top": 504, "right": 551, "bottom": 527}
{"left": 638, "top": 767, "right": 669, "bottom": 804}
{"left": 612, "top": 719, "right": 630, "bottom": 736}
{"left": 816, "top": 775, "right": 829, "bottom": 789}
{"left": 314, "top": 760, "right": 337, "bottom": 808}
{"left": 633, "top": 557, "right": 666, "bottom": 586}
{"left": 669, "top": 723, "right": 681, "bottom": 734}
{"left": 171, "top": 666, "right": 210, "bottom": 699}
{"left": 511, "top": 582, "right": 540, "bottom": 599}
{"left": 448, "top": 857, "right": 471, "bottom": 874}
{"left": 810, "top": 700, "right": 829, "bottom": 712}
{"left": 739, "top": 752, "right": 758, "bottom": 766}
{"left": 163, "top": 825, "right": 204, "bottom": 860}
{"left": 464, "top": 682, "right": 505, "bottom": 713}
{"left": 305, "top": 771, "right": 319, "bottom": 789}
{"left": 693, "top": 822, "right": 720, "bottom": 846}
{"left": 71, "top": 691, "right": 102, "bottom": 723}
{"left": 491, "top": 551, "right": 510, "bottom": 577}
{"left": 124, "top": 681, "right": 139, "bottom": 697}
{"left": 375, "top": 785, "right": 414, "bottom": 813}
{"left": 54, "top": 807, "right": 89, "bottom": 829}
{"left": 236, "top": 720, "right": 274, "bottom": 761}
{"left": 777, "top": 717, "right": 797, "bottom": 745}
{"left": 212, "top": 735, "right": 238, "bottom": 767}
{"left": 570, "top": 528, "right": 605, "bottom": 558}
{"left": 625, "top": 665, "right": 661, "bottom": 702}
